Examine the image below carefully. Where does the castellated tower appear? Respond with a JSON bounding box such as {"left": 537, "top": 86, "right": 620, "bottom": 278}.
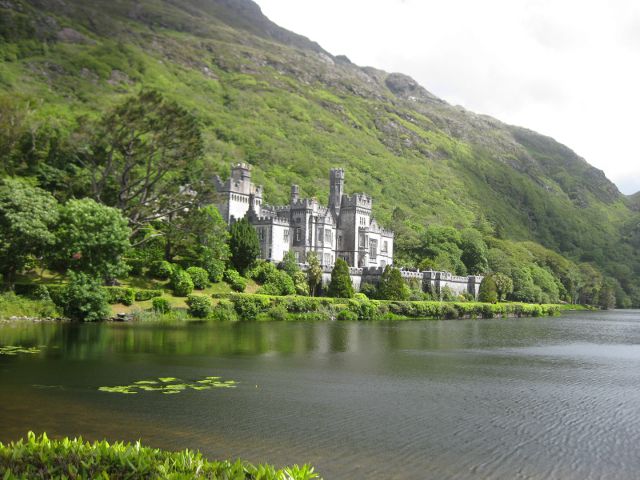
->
{"left": 328, "top": 168, "right": 344, "bottom": 216}
{"left": 214, "top": 162, "right": 263, "bottom": 223}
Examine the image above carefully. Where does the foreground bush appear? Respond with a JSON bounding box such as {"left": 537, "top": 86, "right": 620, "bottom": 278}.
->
{"left": 0, "top": 432, "right": 319, "bottom": 480}
{"left": 0, "top": 292, "right": 60, "bottom": 319}
{"left": 149, "top": 260, "right": 174, "bottom": 280}
{"left": 151, "top": 297, "right": 171, "bottom": 314}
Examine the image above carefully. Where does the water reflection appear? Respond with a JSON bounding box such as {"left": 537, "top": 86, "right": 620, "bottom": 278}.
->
{"left": 1, "top": 312, "right": 640, "bottom": 479}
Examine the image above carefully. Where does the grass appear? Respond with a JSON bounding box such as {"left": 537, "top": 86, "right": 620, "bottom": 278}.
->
{"left": 0, "top": 432, "right": 320, "bottom": 479}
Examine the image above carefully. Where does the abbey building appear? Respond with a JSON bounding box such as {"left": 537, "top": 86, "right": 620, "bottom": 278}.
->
{"left": 214, "top": 163, "right": 394, "bottom": 268}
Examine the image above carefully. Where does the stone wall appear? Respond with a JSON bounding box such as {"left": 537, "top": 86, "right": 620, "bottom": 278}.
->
{"left": 308, "top": 265, "right": 483, "bottom": 298}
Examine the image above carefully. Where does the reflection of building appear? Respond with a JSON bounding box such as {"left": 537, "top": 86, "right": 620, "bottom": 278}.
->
{"left": 214, "top": 163, "right": 394, "bottom": 267}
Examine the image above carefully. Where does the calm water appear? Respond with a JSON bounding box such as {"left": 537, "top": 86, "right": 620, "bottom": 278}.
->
{"left": 1, "top": 311, "right": 640, "bottom": 479}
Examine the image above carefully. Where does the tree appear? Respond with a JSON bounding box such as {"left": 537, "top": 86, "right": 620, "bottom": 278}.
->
{"left": 163, "top": 205, "right": 229, "bottom": 281}
{"left": 0, "top": 178, "right": 58, "bottom": 288}
{"left": 279, "top": 250, "right": 300, "bottom": 278}
{"left": 328, "top": 258, "right": 354, "bottom": 298}
{"left": 460, "top": 228, "right": 489, "bottom": 274}
{"left": 478, "top": 276, "right": 498, "bottom": 304}
{"left": 229, "top": 218, "right": 260, "bottom": 274}
{"left": 306, "top": 252, "right": 323, "bottom": 297}
{"left": 82, "top": 90, "right": 205, "bottom": 234}
{"left": 51, "top": 198, "right": 131, "bottom": 280}
{"left": 377, "top": 266, "right": 409, "bottom": 300}
{"left": 492, "top": 273, "right": 514, "bottom": 301}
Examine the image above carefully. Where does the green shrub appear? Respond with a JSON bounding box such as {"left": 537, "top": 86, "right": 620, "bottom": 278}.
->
{"left": 104, "top": 287, "right": 136, "bottom": 306}
{"left": 134, "top": 289, "right": 163, "bottom": 301}
{"left": 170, "top": 269, "right": 194, "bottom": 297}
{"left": 59, "top": 273, "right": 110, "bottom": 322}
{"left": 347, "top": 298, "right": 381, "bottom": 321}
{"left": 360, "top": 282, "right": 378, "bottom": 299}
{"left": 211, "top": 299, "right": 238, "bottom": 321}
{"left": 247, "top": 260, "right": 278, "bottom": 283}
{"left": 224, "top": 269, "right": 247, "bottom": 292}
{"left": 149, "top": 260, "right": 174, "bottom": 280}
{"left": 231, "top": 295, "right": 271, "bottom": 320}
{"left": 186, "top": 294, "right": 212, "bottom": 318}
{"left": 259, "top": 270, "right": 296, "bottom": 296}
{"left": 202, "top": 257, "right": 225, "bottom": 283}
{"left": 328, "top": 258, "right": 354, "bottom": 298}
{"left": 151, "top": 297, "right": 171, "bottom": 314}
{"left": 0, "top": 432, "right": 319, "bottom": 480}
{"left": 337, "top": 309, "right": 358, "bottom": 321}
{"left": 186, "top": 266, "right": 210, "bottom": 290}
{"left": 259, "top": 305, "right": 288, "bottom": 322}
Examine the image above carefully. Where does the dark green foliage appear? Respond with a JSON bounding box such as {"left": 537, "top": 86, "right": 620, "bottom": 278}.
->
{"left": 149, "top": 260, "right": 174, "bottom": 280}
{"left": 104, "top": 287, "right": 135, "bottom": 306}
{"left": 51, "top": 198, "right": 131, "bottom": 280}
{"left": 170, "top": 269, "right": 194, "bottom": 297}
{"left": 231, "top": 295, "right": 271, "bottom": 320}
{"left": 0, "top": 432, "right": 319, "bottom": 480}
{"left": 134, "top": 289, "right": 162, "bottom": 301}
{"left": 360, "top": 282, "right": 378, "bottom": 299}
{"left": 328, "top": 258, "right": 354, "bottom": 298}
{"left": 247, "top": 260, "right": 278, "bottom": 283}
{"left": 165, "top": 206, "right": 229, "bottom": 272}
{"left": 186, "top": 294, "right": 212, "bottom": 318}
{"left": 229, "top": 218, "right": 260, "bottom": 274}
{"left": 478, "top": 276, "right": 498, "bottom": 304}
{"left": 377, "top": 266, "right": 410, "bottom": 300}
{"left": 0, "top": 178, "right": 58, "bottom": 288}
{"left": 58, "top": 273, "right": 110, "bottom": 322}
{"left": 347, "top": 297, "right": 381, "bottom": 321}
{"left": 186, "top": 266, "right": 210, "bottom": 290}
{"left": 223, "top": 269, "right": 247, "bottom": 292}
{"left": 151, "top": 297, "right": 171, "bottom": 314}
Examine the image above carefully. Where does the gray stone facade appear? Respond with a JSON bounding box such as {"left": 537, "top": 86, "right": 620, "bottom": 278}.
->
{"left": 215, "top": 163, "right": 394, "bottom": 268}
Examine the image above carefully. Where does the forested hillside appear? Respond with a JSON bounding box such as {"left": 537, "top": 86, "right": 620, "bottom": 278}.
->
{"left": 1, "top": 0, "right": 638, "bottom": 306}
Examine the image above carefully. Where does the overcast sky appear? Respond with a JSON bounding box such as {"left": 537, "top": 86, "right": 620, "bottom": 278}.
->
{"left": 256, "top": 0, "right": 640, "bottom": 195}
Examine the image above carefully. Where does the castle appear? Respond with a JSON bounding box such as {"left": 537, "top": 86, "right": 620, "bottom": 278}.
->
{"left": 214, "top": 163, "right": 394, "bottom": 268}
{"left": 214, "top": 163, "right": 483, "bottom": 298}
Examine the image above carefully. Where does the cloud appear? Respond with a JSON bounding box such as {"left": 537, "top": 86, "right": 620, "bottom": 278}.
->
{"left": 256, "top": 0, "right": 640, "bottom": 194}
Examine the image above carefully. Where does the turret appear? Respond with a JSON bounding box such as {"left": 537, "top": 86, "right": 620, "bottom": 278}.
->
{"left": 329, "top": 168, "right": 344, "bottom": 215}
{"left": 290, "top": 184, "right": 299, "bottom": 203}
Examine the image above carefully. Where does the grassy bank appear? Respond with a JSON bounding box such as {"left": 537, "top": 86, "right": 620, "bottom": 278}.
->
{"left": 0, "top": 432, "right": 319, "bottom": 479}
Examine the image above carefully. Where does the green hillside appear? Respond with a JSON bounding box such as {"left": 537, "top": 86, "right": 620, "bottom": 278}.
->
{"left": 1, "top": 0, "right": 638, "bottom": 306}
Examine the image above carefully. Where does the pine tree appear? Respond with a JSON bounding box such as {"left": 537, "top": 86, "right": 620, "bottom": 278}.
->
{"left": 229, "top": 218, "right": 260, "bottom": 274}
{"left": 328, "top": 258, "right": 354, "bottom": 298}
{"left": 478, "top": 275, "right": 498, "bottom": 304}
{"left": 377, "top": 266, "right": 409, "bottom": 300}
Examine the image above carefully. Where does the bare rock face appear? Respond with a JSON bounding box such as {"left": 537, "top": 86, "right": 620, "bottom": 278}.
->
{"left": 384, "top": 73, "right": 444, "bottom": 105}
{"left": 56, "top": 27, "right": 90, "bottom": 43}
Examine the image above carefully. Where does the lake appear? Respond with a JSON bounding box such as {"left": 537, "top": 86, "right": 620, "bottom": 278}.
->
{"left": 1, "top": 311, "right": 640, "bottom": 479}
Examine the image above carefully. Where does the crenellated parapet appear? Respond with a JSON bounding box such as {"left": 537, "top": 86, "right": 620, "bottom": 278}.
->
{"left": 341, "top": 193, "right": 372, "bottom": 210}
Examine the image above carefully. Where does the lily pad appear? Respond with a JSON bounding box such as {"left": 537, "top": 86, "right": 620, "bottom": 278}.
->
{"left": 0, "top": 346, "right": 41, "bottom": 356}
{"left": 99, "top": 375, "right": 238, "bottom": 395}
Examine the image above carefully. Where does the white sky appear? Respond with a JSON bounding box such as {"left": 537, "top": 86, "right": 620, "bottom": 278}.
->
{"left": 256, "top": 0, "right": 640, "bottom": 195}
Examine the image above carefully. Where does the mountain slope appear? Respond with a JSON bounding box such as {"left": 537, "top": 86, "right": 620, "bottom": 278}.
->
{"left": 0, "top": 0, "right": 638, "bottom": 301}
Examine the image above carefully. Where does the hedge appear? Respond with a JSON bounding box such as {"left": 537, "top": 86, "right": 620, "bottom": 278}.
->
{"left": 0, "top": 432, "right": 319, "bottom": 480}
{"left": 214, "top": 293, "right": 561, "bottom": 322}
